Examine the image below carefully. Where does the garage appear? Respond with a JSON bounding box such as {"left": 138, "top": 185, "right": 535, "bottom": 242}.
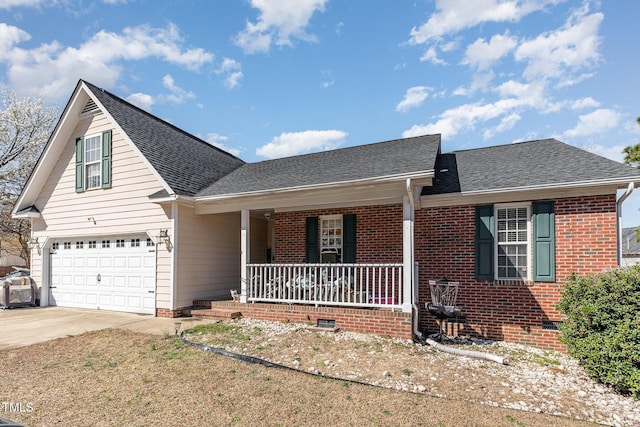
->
{"left": 49, "top": 235, "right": 156, "bottom": 314}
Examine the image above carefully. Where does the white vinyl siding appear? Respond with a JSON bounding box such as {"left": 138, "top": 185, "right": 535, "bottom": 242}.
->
{"left": 29, "top": 112, "right": 173, "bottom": 309}
{"left": 174, "top": 205, "right": 241, "bottom": 308}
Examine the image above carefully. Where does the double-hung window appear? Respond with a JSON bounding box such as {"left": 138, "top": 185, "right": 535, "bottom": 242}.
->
{"left": 75, "top": 130, "right": 112, "bottom": 192}
{"left": 476, "top": 201, "right": 555, "bottom": 282}
{"left": 84, "top": 134, "right": 102, "bottom": 190}
{"left": 496, "top": 205, "right": 530, "bottom": 280}
{"left": 305, "top": 214, "right": 357, "bottom": 263}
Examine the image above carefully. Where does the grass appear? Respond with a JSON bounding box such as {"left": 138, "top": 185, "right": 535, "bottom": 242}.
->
{"left": 0, "top": 328, "right": 596, "bottom": 427}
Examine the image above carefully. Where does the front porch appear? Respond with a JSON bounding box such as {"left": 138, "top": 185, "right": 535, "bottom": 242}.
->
{"left": 246, "top": 263, "right": 405, "bottom": 310}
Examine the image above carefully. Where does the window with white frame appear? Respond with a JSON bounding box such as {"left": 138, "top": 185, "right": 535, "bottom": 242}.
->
{"left": 320, "top": 215, "right": 342, "bottom": 263}
{"left": 84, "top": 134, "right": 102, "bottom": 189}
{"left": 496, "top": 205, "right": 530, "bottom": 280}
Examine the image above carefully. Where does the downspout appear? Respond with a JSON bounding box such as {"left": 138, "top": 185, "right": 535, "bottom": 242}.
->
{"left": 617, "top": 182, "right": 635, "bottom": 266}
{"left": 406, "top": 179, "right": 423, "bottom": 340}
{"left": 409, "top": 181, "right": 508, "bottom": 364}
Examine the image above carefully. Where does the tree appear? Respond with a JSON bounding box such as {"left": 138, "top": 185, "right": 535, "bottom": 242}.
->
{"left": 0, "top": 88, "right": 58, "bottom": 267}
{"left": 622, "top": 117, "right": 640, "bottom": 167}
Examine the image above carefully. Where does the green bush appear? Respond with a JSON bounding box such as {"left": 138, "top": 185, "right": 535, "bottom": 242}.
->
{"left": 557, "top": 267, "right": 640, "bottom": 399}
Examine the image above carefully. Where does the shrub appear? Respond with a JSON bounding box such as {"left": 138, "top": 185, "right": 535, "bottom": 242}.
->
{"left": 557, "top": 267, "right": 640, "bottom": 399}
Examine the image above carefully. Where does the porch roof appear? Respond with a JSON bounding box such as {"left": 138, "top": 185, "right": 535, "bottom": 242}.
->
{"left": 422, "top": 138, "right": 640, "bottom": 196}
{"left": 196, "top": 134, "right": 440, "bottom": 198}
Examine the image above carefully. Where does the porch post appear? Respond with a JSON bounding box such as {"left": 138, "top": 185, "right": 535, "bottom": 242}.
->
{"left": 402, "top": 194, "right": 414, "bottom": 313}
{"left": 240, "top": 209, "right": 250, "bottom": 303}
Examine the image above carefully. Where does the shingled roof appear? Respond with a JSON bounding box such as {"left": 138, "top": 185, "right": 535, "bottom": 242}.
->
{"left": 84, "top": 81, "right": 245, "bottom": 197}
{"left": 196, "top": 134, "right": 440, "bottom": 197}
{"left": 423, "top": 138, "right": 640, "bottom": 196}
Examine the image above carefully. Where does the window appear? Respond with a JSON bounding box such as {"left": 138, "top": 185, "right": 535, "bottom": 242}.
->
{"left": 475, "top": 201, "right": 555, "bottom": 282}
{"left": 131, "top": 238, "right": 140, "bottom": 247}
{"left": 116, "top": 239, "right": 125, "bottom": 248}
{"left": 320, "top": 216, "right": 342, "bottom": 263}
{"left": 75, "top": 241, "right": 84, "bottom": 249}
{"left": 102, "top": 240, "right": 110, "bottom": 248}
{"left": 496, "top": 206, "right": 529, "bottom": 280}
{"left": 52, "top": 243, "right": 59, "bottom": 250}
{"left": 84, "top": 134, "right": 101, "bottom": 189}
{"left": 75, "top": 130, "right": 112, "bottom": 192}
{"left": 63, "top": 242, "right": 71, "bottom": 249}
{"left": 305, "top": 214, "right": 357, "bottom": 263}
{"left": 146, "top": 238, "right": 155, "bottom": 247}
{"left": 88, "top": 241, "right": 97, "bottom": 249}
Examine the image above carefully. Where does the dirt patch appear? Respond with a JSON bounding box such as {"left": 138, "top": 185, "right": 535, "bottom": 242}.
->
{"left": 0, "top": 323, "right": 627, "bottom": 427}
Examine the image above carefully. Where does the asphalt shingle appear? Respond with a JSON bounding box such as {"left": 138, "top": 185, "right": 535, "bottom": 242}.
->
{"left": 197, "top": 134, "right": 441, "bottom": 197}
{"left": 84, "top": 81, "right": 245, "bottom": 197}
{"left": 423, "top": 139, "right": 640, "bottom": 195}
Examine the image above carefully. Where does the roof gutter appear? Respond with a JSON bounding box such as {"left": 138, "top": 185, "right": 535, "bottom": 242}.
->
{"left": 617, "top": 182, "right": 635, "bottom": 266}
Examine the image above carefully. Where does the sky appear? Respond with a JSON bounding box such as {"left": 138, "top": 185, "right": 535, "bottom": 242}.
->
{"left": 2, "top": 0, "right": 640, "bottom": 224}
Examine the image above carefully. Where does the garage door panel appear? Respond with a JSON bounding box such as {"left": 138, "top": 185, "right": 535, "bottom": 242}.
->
{"left": 50, "top": 235, "right": 156, "bottom": 314}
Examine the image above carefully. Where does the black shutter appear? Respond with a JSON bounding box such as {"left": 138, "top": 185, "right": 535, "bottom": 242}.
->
{"left": 75, "top": 137, "right": 84, "bottom": 193}
{"left": 475, "top": 205, "right": 494, "bottom": 280}
{"left": 305, "top": 216, "right": 319, "bottom": 263}
{"left": 343, "top": 213, "right": 357, "bottom": 263}
{"left": 533, "top": 201, "right": 555, "bottom": 282}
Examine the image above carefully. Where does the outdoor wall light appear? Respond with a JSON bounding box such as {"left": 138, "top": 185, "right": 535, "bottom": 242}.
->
{"left": 27, "top": 237, "right": 40, "bottom": 251}
{"left": 156, "top": 229, "right": 172, "bottom": 251}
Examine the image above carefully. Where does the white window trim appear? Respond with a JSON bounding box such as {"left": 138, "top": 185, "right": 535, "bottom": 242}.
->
{"left": 494, "top": 203, "right": 532, "bottom": 281}
{"left": 84, "top": 132, "right": 102, "bottom": 190}
{"left": 320, "top": 214, "right": 343, "bottom": 263}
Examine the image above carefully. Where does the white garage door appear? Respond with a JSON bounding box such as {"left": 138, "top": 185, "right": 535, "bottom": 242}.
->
{"left": 50, "top": 236, "right": 156, "bottom": 314}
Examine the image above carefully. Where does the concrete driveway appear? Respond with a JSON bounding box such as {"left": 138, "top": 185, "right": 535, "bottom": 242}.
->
{"left": 0, "top": 306, "right": 210, "bottom": 351}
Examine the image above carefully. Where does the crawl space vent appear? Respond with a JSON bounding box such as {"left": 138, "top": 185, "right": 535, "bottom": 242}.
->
{"left": 542, "top": 320, "right": 563, "bottom": 331}
{"left": 316, "top": 319, "right": 336, "bottom": 329}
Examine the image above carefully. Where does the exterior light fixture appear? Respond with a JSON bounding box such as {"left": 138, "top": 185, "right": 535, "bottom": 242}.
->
{"left": 156, "top": 229, "right": 172, "bottom": 251}
{"left": 27, "top": 237, "right": 41, "bottom": 255}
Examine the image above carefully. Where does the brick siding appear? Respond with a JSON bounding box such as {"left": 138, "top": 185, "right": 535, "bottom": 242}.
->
{"left": 415, "top": 194, "right": 618, "bottom": 351}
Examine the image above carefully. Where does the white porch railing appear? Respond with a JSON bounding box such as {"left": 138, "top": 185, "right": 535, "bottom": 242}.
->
{"left": 247, "top": 263, "right": 404, "bottom": 309}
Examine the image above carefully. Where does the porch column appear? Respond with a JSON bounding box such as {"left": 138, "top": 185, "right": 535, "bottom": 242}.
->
{"left": 402, "top": 194, "right": 414, "bottom": 313}
{"left": 240, "top": 209, "right": 250, "bottom": 303}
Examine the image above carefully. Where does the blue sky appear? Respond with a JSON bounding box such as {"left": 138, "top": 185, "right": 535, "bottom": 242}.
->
{"left": 2, "top": 0, "right": 640, "bottom": 224}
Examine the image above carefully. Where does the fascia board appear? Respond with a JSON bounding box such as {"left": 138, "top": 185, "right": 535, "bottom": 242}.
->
{"left": 194, "top": 181, "right": 412, "bottom": 215}
{"left": 196, "top": 170, "right": 433, "bottom": 203}
{"left": 13, "top": 83, "right": 86, "bottom": 215}
{"left": 420, "top": 182, "right": 627, "bottom": 208}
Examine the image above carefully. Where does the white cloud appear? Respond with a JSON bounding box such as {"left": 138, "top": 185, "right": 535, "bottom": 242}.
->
{"left": 570, "top": 97, "right": 600, "bottom": 110}
{"left": 463, "top": 32, "right": 517, "bottom": 70}
{"left": 162, "top": 74, "right": 196, "bottom": 104}
{"left": 0, "top": 0, "right": 48, "bottom": 8}
{"left": 206, "top": 133, "right": 241, "bottom": 157}
{"left": 408, "top": 0, "right": 562, "bottom": 45}
{"left": 215, "top": 58, "right": 243, "bottom": 89}
{"left": 234, "top": 0, "right": 327, "bottom": 54}
{"left": 0, "top": 23, "right": 30, "bottom": 54}
{"left": 126, "top": 92, "right": 154, "bottom": 111}
{"left": 515, "top": 6, "right": 602, "bottom": 83}
{"left": 420, "top": 46, "right": 447, "bottom": 64}
{"left": 563, "top": 108, "right": 621, "bottom": 138}
{"left": 256, "top": 130, "right": 347, "bottom": 159}
{"left": 0, "top": 23, "right": 214, "bottom": 101}
{"left": 396, "top": 86, "right": 430, "bottom": 112}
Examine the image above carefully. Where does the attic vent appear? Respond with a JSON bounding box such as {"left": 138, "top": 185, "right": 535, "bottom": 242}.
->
{"left": 81, "top": 99, "right": 100, "bottom": 115}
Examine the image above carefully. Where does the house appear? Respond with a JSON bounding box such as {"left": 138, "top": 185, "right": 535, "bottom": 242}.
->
{"left": 621, "top": 227, "right": 640, "bottom": 266}
{"left": 13, "top": 80, "right": 640, "bottom": 351}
